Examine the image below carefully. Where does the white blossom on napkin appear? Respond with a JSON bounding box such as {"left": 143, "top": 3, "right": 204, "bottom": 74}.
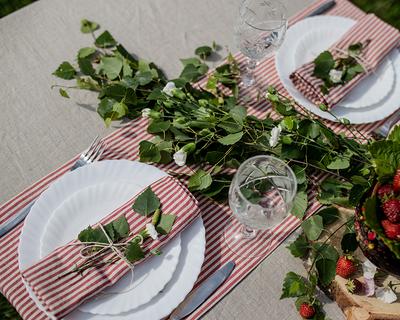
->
{"left": 146, "top": 223, "right": 158, "bottom": 240}
{"left": 173, "top": 149, "right": 187, "bottom": 167}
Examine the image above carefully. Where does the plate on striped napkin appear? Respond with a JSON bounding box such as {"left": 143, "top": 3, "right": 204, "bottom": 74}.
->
{"left": 276, "top": 15, "right": 400, "bottom": 124}
{"left": 18, "top": 160, "right": 205, "bottom": 319}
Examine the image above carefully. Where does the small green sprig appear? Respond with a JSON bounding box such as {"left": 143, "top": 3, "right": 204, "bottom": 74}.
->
{"left": 65, "top": 187, "right": 176, "bottom": 276}
{"left": 313, "top": 42, "right": 366, "bottom": 95}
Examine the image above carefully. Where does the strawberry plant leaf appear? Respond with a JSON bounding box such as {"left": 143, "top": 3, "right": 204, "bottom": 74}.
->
{"left": 316, "top": 258, "right": 336, "bottom": 286}
{"left": 112, "top": 216, "right": 130, "bottom": 238}
{"left": 287, "top": 234, "right": 309, "bottom": 258}
{"left": 53, "top": 61, "right": 76, "bottom": 80}
{"left": 95, "top": 30, "right": 117, "bottom": 48}
{"left": 302, "top": 216, "right": 323, "bottom": 241}
{"left": 80, "top": 19, "right": 99, "bottom": 33}
{"left": 188, "top": 169, "right": 212, "bottom": 191}
{"left": 280, "top": 272, "right": 307, "bottom": 299}
{"left": 132, "top": 187, "right": 160, "bottom": 216}
{"left": 291, "top": 191, "right": 308, "bottom": 219}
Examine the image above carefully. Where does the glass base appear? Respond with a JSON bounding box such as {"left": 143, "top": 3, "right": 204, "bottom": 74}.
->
{"left": 224, "top": 216, "right": 272, "bottom": 258}
{"left": 241, "top": 72, "right": 256, "bottom": 87}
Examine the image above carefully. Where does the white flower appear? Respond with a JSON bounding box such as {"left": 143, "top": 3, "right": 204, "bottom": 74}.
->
{"left": 142, "top": 108, "right": 151, "bottom": 118}
{"left": 146, "top": 223, "right": 158, "bottom": 240}
{"left": 173, "top": 149, "right": 187, "bottom": 166}
{"left": 329, "top": 69, "right": 343, "bottom": 83}
{"left": 362, "top": 260, "right": 377, "bottom": 279}
{"left": 364, "top": 277, "right": 375, "bottom": 297}
{"left": 162, "top": 81, "right": 176, "bottom": 96}
{"left": 269, "top": 125, "right": 282, "bottom": 148}
{"left": 376, "top": 287, "right": 398, "bottom": 304}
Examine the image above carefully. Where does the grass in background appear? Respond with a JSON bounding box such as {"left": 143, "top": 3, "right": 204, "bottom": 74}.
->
{"left": 0, "top": 0, "right": 398, "bottom": 319}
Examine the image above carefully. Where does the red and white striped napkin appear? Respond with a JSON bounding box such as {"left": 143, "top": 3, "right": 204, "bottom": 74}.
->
{"left": 290, "top": 14, "right": 400, "bottom": 108}
{"left": 20, "top": 176, "right": 200, "bottom": 319}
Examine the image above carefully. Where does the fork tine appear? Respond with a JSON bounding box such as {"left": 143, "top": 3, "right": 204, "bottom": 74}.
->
{"left": 83, "top": 135, "right": 100, "bottom": 157}
{"left": 92, "top": 142, "right": 107, "bottom": 162}
{"left": 90, "top": 141, "right": 107, "bottom": 162}
{"left": 85, "top": 137, "right": 103, "bottom": 159}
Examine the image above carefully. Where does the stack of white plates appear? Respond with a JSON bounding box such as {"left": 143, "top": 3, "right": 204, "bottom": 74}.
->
{"left": 276, "top": 15, "right": 400, "bottom": 124}
{"left": 18, "top": 160, "right": 206, "bottom": 320}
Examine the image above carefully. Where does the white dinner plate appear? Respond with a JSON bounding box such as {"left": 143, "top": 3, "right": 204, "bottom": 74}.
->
{"left": 39, "top": 181, "right": 181, "bottom": 315}
{"left": 276, "top": 16, "right": 400, "bottom": 123}
{"left": 18, "top": 160, "right": 204, "bottom": 318}
{"left": 68, "top": 217, "right": 205, "bottom": 320}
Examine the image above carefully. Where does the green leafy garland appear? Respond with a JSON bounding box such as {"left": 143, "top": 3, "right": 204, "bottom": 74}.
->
{"left": 53, "top": 19, "right": 396, "bottom": 319}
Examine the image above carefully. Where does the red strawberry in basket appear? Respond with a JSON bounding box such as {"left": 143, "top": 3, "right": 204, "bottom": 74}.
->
{"left": 382, "top": 199, "right": 400, "bottom": 223}
{"left": 377, "top": 184, "right": 394, "bottom": 199}
{"left": 336, "top": 256, "right": 357, "bottom": 278}
{"left": 393, "top": 169, "right": 400, "bottom": 193}
{"left": 381, "top": 220, "right": 400, "bottom": 240}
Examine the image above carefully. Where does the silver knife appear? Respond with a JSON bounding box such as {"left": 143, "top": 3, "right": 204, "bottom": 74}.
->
{"left": 169, "top": 261, "right": 236, "bottom": 320}
{"left": 306, "top": 0, "right": 336, "bottom": 18}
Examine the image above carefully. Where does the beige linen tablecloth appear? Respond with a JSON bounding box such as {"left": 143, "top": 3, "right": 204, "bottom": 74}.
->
{"left": 0, "top": 0, "right": 344, "bottom": 318}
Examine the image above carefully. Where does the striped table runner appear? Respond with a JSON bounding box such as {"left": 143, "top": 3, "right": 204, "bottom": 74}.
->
{"left": 0, "top": 1, "right": 394, "bottom": 319}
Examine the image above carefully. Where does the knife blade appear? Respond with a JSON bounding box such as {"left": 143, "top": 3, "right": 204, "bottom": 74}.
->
{"left": 169, "top": 261, "right": 236, "bottom": 320}
{"left": 306, "top": 0, "right": 336, "bottom": 18}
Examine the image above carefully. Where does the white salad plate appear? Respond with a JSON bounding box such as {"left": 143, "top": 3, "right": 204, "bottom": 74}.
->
{"left": 18, "top": 160, "right": 205, "bottom": 319}
{"left": 276, "top": 16, "right": 400, "bottom": 124}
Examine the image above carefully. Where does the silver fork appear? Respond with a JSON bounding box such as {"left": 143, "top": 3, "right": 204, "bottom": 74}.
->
{"left": 0, "top": 136, "right": 107, "bottom": 237}
{"left": 371, "top": 109, "right": 400, "bottom": 140}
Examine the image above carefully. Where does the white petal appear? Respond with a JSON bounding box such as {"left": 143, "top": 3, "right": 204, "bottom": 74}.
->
{"left": 173, "top": 150, "right": 187, "bottom": 167}
{"left": 162, "top": 82, "right": 176, "bottom": 96}
{"left": 376, "top": 287, "right": 398, "bottom": 304}
{"left": 269, "top": 125, "right": 282, "bottom": 148}
{"left": 142, "top": 108, "right": 151, "bottom": 118}
{"left": 146, "top": 223, "right": 158, "bottom": 240}
{"left": 362, "top": 260, "right": 377, "bottom": 279}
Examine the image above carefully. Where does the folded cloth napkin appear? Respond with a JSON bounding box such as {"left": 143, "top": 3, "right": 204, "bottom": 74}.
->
{"left": 21, "top": 176, "right": 200, "bottom": 319}
{"left": 290, "top": 14, "right": 400, "bottom": 108}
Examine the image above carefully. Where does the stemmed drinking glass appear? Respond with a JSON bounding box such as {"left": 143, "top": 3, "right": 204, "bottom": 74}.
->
{"left": 225, "top": 155, "right": 297, "bottom": 258}
{"left": 235, "top": 0, "right": 287, "bottom": 87}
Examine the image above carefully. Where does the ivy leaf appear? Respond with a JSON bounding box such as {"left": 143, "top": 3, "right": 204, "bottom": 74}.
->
{"left": 59, "top": 88, "right": 69, "bottom": 98}
{"left": 287, "top": 233, "right": 309, "bottom": 258}
{"left": 104, "top": 223, "right": 116, "bottom": 241}
{"left": 316, "top": 258, "right": 336, "bottom": 286}
{"left": 80, "top": 19, "right": 99, "bottom": 33}
{"left": 78, "top": 47, "right": 96, "bottom": 59}
{"left": 132, "top": 187, "right": 160, "bottom": 216}
{"left": 78, "top": 58, "right": 95, "bottom": 76}
{"left": 229, "top": 106, "right": 247, "bottom": 125}
{"left": 180, "top": 64, "right": 201, "bottom": 82}
{"left": 280, "top": 272, "right": 308, "bottom": 299}
{"left": 135, "top": 71, "right": 153, "bottom": 86}
{"left": 195, "top": 45, "right": 213, "bottom": 59}
{"left": 341, "top": 232, "right": 358, "bottom": 253}
{"left": 292, "top": 165, "right": 306, "bottom": 185}
{"left": 53, "top": 61, "right": 76, "bottom": 80}
{"left": 95, "top": 30, "right": 117, "bottom": 48}
{"left": 291, "top": 191, "right": 308, "bottom": 219}
{"left": 112, "top": 101, "right": 128, "bottom": 118}
{"left": 147, "top": 121, "right": 170, "bottom": 133}
{"left": 180, "top": 57, "right": 202, "bottom": 66}
{"left": 327, "top": 156, "right": 350, "bottom": 170}
{"left": 156, "top": 214, "right": 176, "bottom": 235}
{"left": 139, "top": 141, "right": 162, "bottom": 163}
{"left": 313, "top": 51, "right": 335, "bottom": 79}
{"left": 99, "top": 57, "right": 123, "bottom": 80}
{"left": 217, "top": 132, "right": 243, "bottom": 145}
{"left": 302, "top": 215, "right": 323, "bottom": 241}
{"left": 125, "top": 241, "right": 145, "bottom": 263}
{"left": 77, "top": 77, "right": 100, "bottom": 91}
{"left": 317, "top": 207, "right": 339, "bottom": 226}
{"left": 97, "top": 97, "right": 117, "bottom": 120}
{"left": 112, "top": 216, "right": 130, "bottom": 238}
{"left": 188, "top": 169, "right": 212, "bottom": 191}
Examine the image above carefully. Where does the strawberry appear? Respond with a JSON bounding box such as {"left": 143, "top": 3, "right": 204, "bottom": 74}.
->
{"left": 336, "top": 256, "right": 357, "bottom": 278}
{"left": 367, "top": 231, "right": 376, "bottom": 241}
{"left": 299, "top": 303, "right": 316, "bottom": 319}
{"left": 393, "top": 169, "right": 400, "bottom": 193}
{"left": 377, "top": 184, "right": 394, "bottom": 199}
{"left": 345, "top": 279, "right": 364, "bottom": 294}
{"left": 381, "top": 220, "right": 400, "bottom": 240}
{"left": 382, "top": 199, "right": 400, "bottom": 223}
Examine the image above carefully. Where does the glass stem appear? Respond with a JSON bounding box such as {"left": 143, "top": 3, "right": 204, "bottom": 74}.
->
{"left": 242, "top": 59, "right": 258, "bottom": 87}
{"left": 241, "top": 225, "right": 256, "bottom": 239}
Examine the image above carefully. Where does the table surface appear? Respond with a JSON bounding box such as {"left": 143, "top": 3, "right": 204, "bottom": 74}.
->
{"left": 0, "top": 0, "right": 345, "bottom": 319}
